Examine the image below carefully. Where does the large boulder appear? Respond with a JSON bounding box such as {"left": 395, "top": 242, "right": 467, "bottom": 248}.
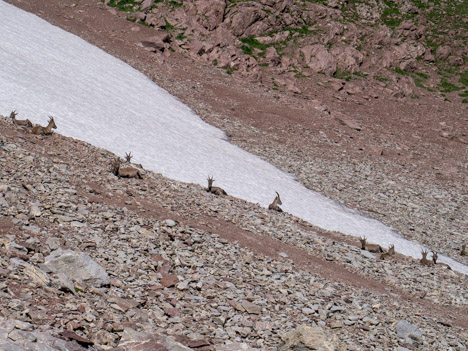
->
{"left": 195, "top": 0, "right": 226, "bottom": 31}
{"left": 330, "top": 46, "right": 364, "bottom": 73}
{"left": 228, "top": 6, "right": 266, "bottom": 37}
{"left": 279, "top": 325, "right": 343, "bottom": 350}
{"left": 44, "top": 249, "right": 110, "bottom": 288}
{"left": 301, "top": 45, "right": 336, "bottom": 76}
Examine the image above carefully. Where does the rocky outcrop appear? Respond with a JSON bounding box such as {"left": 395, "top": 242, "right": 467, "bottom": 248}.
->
{"left": 300, "top": 44, "right": 336, "bottom": 76}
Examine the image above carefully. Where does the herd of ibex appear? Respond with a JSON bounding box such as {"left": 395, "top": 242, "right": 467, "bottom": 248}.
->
{"left": 6, "top": 110, "right": 466, "bottom": 269}
{"left": 8, "top": 110, "right": 57, "bottom": 135}
{"left": 359, "top": 235, "right": 467, "bottom": 270}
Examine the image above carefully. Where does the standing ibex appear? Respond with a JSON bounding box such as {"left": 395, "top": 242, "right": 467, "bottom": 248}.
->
{"left": 10, "top": 110, "right": 33, "bottom": 127}
{"left": 461, "top": 244, "right": 467, "bottom": 256}
{"left": 32, "top": 116, "right": 57, "bottom": 135}
{"left": 431, "top": 251, "right": 452, "bottom": 270}
{"left": 379, "top": 244, "right": 395, "bottom": 260}
{"left": 268, "top": 192, "right": 283, "bottom": 212}
{"left": 207, "top": 176, "right": 227, "bottom": 196}
{"left": 111, "top": 158, "right": 143, "bottom": 179}
{"left": 419, "top": 250, "right": 434, "bottom": 267}
{"left": 359, "top": 237, "right": 384, "bottom": 253}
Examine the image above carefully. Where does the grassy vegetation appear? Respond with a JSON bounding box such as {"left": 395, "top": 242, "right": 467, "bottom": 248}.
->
{"left": 333, "top": 69, "right": 352, "bottom": 81}
{"left": 459, "top": 70, "right": 468, "bottom": 87}
{"left": 167, "top": 1, "right": 183, "bottom": 7}
{"left": 239, "top": 36, "right": 270, "bottom": 58}
{"left": 438, "top": 78, "right": 463, "bottom": 93}
{"left": 106, "top": 0, "right": 139, "bottom": 12}
{"left": 375, "top": 76, "right": 389, "bottom": 83}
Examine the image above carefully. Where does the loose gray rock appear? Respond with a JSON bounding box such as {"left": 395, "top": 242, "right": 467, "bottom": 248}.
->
{"left": 116, "top": 328, "right": 191, "bottom": 350}
{"left": 279, "top": 325, "right": 342, "bottom": 351}
{"left": 396, "top": 320, "right": 424, "bottom": 344}
{"left": 44, "top": 249, "right": 110, "bottom": 287}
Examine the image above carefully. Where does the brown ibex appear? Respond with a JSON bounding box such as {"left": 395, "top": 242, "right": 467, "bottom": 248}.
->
{"left": 461, "top": 244, "right": 467, "bottom": 256}
{"left": 111, "top": 158, "right": 143, "bottom": 179}
{"left": 431, "top": 251, "right": 452, "bottom": 270}
{"left": 268, "top": 191, "right": 283, "bottom": 212}
{"left": 10, "top": 110, "right": 33, "bottom": 127}
{"left": 32, "top": 116, "right": 57, "bottom": 135}
{"left": 359, "top": 237, "right": 384, "bottom": 253}
{"left": 379, "top": 244, "right": 395, "bottom": 260}
{"left": 207, "top": 176, "right": 227, "bottom": 196}
{"left": 419, "top": 250, "right": 434, "bottom": 267}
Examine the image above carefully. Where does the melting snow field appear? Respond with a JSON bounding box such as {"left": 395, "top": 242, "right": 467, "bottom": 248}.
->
{"left": 0, "top": 1, "right": 466, "bottom": 274}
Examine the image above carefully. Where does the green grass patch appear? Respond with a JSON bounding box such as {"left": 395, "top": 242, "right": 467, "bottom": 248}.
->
{"left": 459, "top": 70, "right": 468, "bottom": 86}
{"left": 107, "top": 0, "right": 139, "bottom": 12}
{"left": 375, "top": 76, "right": 389, "bottom": 83}
{"left": 394, "top": 67, "right": 410, "bottom": 75}
{"left": 462, "top": 98, "right": 468, "bottom": 103}
{"left": 239, "top": 36, "right": 270, "bottom": 58}
{"left": 438, "top": 77, "right": 463, "bottom": 92}
{"left": 163, "top": 19, "right": 174, "bottom": 31}
{"left": 167, "top": 0, "right": 183, "bottom": 7}
{"left": 353, "top": 71, "right": 368, "bottom": 78}
{"left": 176, "top": 33, "right": 186, "bottom": 40}
{"left": 415, "top": 72, "right": 429, "bottom": 79}
{"left": 333, "top": 69, "right": 352, "bottom": 81}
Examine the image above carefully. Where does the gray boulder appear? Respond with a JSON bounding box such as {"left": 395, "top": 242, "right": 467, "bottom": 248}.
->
{"left": 44, "top": 249, "right": 110, "bottom": 288}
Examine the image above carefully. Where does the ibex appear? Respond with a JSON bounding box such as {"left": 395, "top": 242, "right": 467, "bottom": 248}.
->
{"left": 125, "top": 152, "right": 133, "bottom": 163}
{"left": 419, "top": 250, "right": 434, "bottom": 267}
{"left": 268, "top": 191, "right": 283, "bottom": 212}
{"left": 32, "top": 116, "right": 57, "bottom": 135}
{"left": 379, "top": 244, "right": 395, "bottom": 260}
{"left": 111, "top": 158, "right": 143, "bottom": 179}
{"left": 431, "top": 251, "right": 452, "bottom": 270}
{"left": 461, "top": 244, "right": 467, "bottom": 256}
{"left": 359, "top": 237, "right": 384, "bottom": 253}
{"left": 207, "top": 176, "right": 227, "bottom": 196}
{"left": 10, "top": 110, "right": 33, "bottom": 127}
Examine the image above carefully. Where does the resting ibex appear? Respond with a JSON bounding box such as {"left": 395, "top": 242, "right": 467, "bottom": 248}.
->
{"left": 431, "top": 251, "right": 452, "bottom": 270}
{"left": 32, "top": 116, "right": 57, "bottom": 135}
{"left": 111, "top": 158, "right": 143, "bottom": 179}
{"left": 419, "top": 250, "right": 434, "bottom": 267}
{"left": 268, "top": 191, "right": 283, "bottom": 212}
{"left": 359, "top": 237, "right": 384, "bottom": 253}
{"left": 10, "top": 110, "right": 33, "bottom": 127}
{"left": 379, "top": 244, "right": 395, "bottom": 260}
{"left": 207, "top": 176, "right": 227, "bottom": 196}
{"left": 461, "top": 244, "right": 467, "bottom": 256}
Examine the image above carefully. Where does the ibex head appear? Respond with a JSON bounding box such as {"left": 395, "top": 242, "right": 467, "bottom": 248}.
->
{"left": 9, "top": 110, "right": 17, "bottom": 119}
{"left": 207, "top": 176, "right": 215, "bottom": 188}
{"left": 431, "top": 251, "right": 438, "bottom": 263}
{"left": 111, "top": 158, "right": 122, "bottom": 175}
{"left": 359, "top": 237, "right": 367, "bottom": 249}
{"left": 125, "top": 152, "right": 133, "bottom": 162}
{"left": 274, "top": 191, "right": 282, "bottom": 205}
{"left": 421, "top": 250, "right": 429, "bottom": 259}
{"left": 48, "top": 116, "right": 57, "bottom": 129}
